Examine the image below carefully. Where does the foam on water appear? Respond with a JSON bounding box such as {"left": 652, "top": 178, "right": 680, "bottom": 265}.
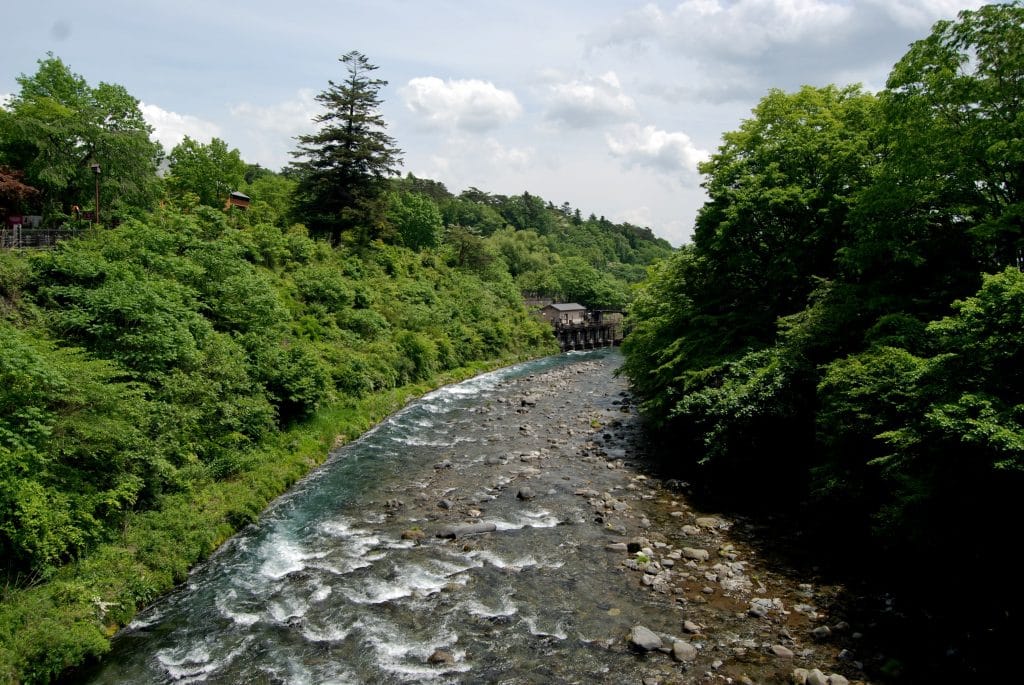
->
{"left": 258, "top": 534, "right": 324, "bottom": 579}
{"left": 354, "top": 615, "right": 470, "bottom": 681}
{"left": 156, "top": 638, "right": 252, "bottom": 682}
{"left": 492, "top": 509, "right": 563, "bottom": 531}
{"left": 462, "top": 594, "right": 519, "bottom": 619}
{"left": 522, "top": 616, "right": 569, "bottom": 640}
{"left": 470, "top": 549, "right": 540, "bottom": 571}
{"left": 215, "top": 590, "right": 260, "bottom": 627}
{"left": 339, "top": 557, "right": 475, "bottom": 605}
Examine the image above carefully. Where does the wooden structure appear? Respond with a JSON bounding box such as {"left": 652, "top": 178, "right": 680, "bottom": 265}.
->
{"left": 540, "top": 304, "right": 625, "bottom": 351}
{"left": 541, "top": 302, "right": 587, "bottom": 325}
{"left": 225, "top": 191, "right": 251, "bottom": 210}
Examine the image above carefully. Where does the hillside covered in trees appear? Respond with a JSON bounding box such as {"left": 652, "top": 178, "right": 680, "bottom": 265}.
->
{"left": 0, "top": 52, "right": 671, "bottom": 682}
{"left": 622, "top": 2, "right": 1023, "bottom": 674}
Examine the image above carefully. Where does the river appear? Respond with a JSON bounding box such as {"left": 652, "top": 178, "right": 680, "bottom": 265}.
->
{"left": 82, "top": 350, "right": 862, "bottom": 685}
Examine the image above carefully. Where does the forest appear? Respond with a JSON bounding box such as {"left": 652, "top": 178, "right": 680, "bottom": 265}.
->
{"left": 0, "top": 52, "right": 670, "bottom": 681}
{"left": 621, "top": 1, "right": 1023, "bottom": 669}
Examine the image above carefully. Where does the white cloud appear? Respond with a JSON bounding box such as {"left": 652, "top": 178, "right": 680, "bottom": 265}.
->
{"left": 596, "top": 1, "right": 852, "bottom": 62}
{"left": 401, "top": 77, "right": 522, "bottom": 132}
{"left": 591, "top": 0, "right": 986, "bottom": 103}
{"left": 606, "top": 124, "right": 709, "bottom": 178}
{"left": 866, "top": 0, "right": 984, "bottom": 28}
{"left": 229, "top": 89, "right": 319, "bottom": 138}
{"left": 545, "top": 71, "right": 638, "bottom": 128}
{"left": 0, "top": 92, "right": 11, "bottom": 109}
{"left": 140, "top": 102, "right": 221, "bottom": 152}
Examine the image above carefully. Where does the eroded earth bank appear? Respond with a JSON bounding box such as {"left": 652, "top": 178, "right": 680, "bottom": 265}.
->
{"left": 84, "top": 351, "right": 868, "bottom": 685}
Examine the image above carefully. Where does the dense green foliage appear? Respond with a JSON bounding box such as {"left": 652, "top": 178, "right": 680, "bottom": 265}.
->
{"left": 166, "top": 137, "right": 247, "bottom": 208}
{"left": 622, "top": 2, "right": 1024, "bottom": 640}
{"left": 0, "top": 54, "right": 161, "bottom": 222}
{"left": 393, "top": 177, "right": 674, "bottom": 309}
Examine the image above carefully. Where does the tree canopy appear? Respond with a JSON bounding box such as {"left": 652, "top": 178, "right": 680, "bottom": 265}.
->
{"left": 166, "top": 136, "right": 247, "bottom": 209}
{"left": 0, "top": 54, "right": 162, "bottom": 222}
{"left": 621, "top": 7, "right": 1024, "bottom": 667}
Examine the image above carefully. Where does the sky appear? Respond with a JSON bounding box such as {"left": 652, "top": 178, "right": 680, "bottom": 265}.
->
{"left": 1, "top": 0, "right": 986, "bottom": 245}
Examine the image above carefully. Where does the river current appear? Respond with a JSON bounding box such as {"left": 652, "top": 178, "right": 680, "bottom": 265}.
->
{"left": 84, "top": 350, "right": 681, "bottom": 684}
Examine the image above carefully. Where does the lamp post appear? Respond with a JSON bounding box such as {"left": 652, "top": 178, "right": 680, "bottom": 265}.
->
{"left": 90, "top": 162, "right": 101, "bottom": 225}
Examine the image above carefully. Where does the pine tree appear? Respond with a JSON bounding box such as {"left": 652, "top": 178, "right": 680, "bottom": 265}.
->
{"left": 290, "top": 51, "right": 403, "bottom": 242}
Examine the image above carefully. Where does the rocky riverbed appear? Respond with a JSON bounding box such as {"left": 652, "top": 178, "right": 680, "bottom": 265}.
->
{"left": 85, "top": 351, "right": 874, "bottom": 684}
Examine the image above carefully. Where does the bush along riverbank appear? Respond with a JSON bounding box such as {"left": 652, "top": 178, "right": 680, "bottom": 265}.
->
{"left": 0, "top": 206, "right": 558, "bottom": 683}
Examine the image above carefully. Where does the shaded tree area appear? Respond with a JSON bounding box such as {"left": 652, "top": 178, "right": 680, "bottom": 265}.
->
{"left": 621, "top": 3, "right": 1024, "bottom": 679}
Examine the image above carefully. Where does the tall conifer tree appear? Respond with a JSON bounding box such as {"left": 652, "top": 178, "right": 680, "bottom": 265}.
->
{"left": 290, "top": 51, "right": 403, "bottom": 242}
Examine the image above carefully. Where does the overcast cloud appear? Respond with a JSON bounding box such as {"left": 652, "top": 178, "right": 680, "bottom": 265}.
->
{"left": 2, "top": 1, "right": 987, "bottom": 245}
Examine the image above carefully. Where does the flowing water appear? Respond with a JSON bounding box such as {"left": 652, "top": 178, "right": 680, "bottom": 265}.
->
{"left": 85, "top": 350, "right": 697, "bottom": 684}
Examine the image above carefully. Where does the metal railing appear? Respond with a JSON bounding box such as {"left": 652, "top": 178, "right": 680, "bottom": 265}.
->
{"left": 0, "top": 226, "right": 80, "bottom": 249}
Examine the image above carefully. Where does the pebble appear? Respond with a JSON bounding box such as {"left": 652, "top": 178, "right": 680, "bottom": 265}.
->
{"left": 770, "top": 644, "right": 794, "bottom": 658}
{"left": 683, "top": 620, "right": 701, "bottom": 634}
{"left": 516, "top": 486, "right": 535, "bottom": 500}
{"left": 811, "top": 625, "right": 831, "bottom": 640}
{"left": 672, "top": 640, "right": 697, "bottom": 662}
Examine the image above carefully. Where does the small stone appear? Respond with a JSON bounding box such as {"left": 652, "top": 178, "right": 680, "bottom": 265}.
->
{"left": 628, "top": 625, "right": 663, "bottom": 652}
{"left": 605, "top": 542, "right": 629, "bottom": 552}
{"left": 771, "top": 644, "right": 794, "bottom": 659}
{"left": 791, "top": 668, "right": 810, "bottom": 684}
{"left": 672, "top": 640, "right": 697, "bottom": 662}
{"left": 805, "top": 669, "right": 828, "bottom": 685}
{"left": 681, "top": 547, "right": 710, "bottom": 561}
{"left": 748, "top": 605, "right": 767, "bottom": 618}
{"left": 516, "top": 486, "right": 535, "bottom": 500}
{"left": 427, "top": 649, "right": 454, "bottom": 664}
{"left": 811, "top": 625, "right": 832, "bottom": 640}
{"left": 695, "top": 516, "right": 720, "bottom": 529}
{"left": 400, "top": 529, "right": 426, "bottom": 541}
{"left": 827, "top": 676, "right": 849, "bottom": 685}
{"left": 683, "top": 620, "right": 701, "bottom": 634}
{"left": 681, "top": 525, "right": 701, "bottom": 536}
{"left": 438, "top": 499, "right": 455, "bottom": 510}
{"left": 434, "top": 460, "right": 453, "bottom": 469}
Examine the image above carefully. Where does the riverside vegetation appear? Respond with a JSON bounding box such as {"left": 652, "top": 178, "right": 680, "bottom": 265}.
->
{"left": 621, "top": 4, "right": 1024, "bottom": 679}
{"left": 0, "top": 53, "right": 671, "bottom": 682}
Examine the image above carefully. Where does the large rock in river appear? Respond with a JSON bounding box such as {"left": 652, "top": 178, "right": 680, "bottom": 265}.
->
{"left": 435, "top": 522, "right": 497, "bottom": 538}
{"left": 627, "top": 625, "right": 663, "bottom": 652}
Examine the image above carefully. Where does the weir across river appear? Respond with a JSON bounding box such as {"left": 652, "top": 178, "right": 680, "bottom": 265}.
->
{"left": 552, "top": 319, "right": 622, "bottom": 351}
